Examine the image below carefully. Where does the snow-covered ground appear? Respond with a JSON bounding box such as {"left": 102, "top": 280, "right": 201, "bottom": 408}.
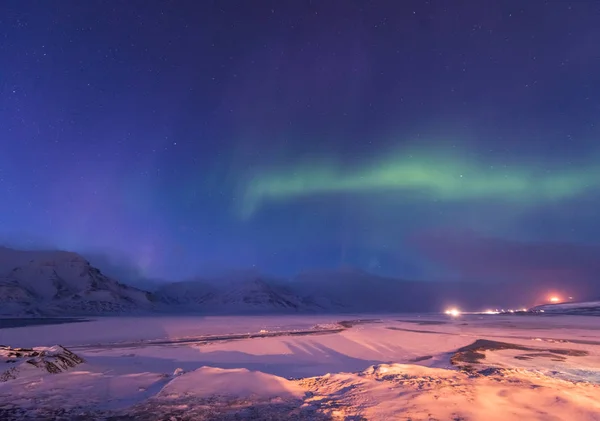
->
{"left": 532, "top": 300, "right": 600, "bottom": 315}
{"left": 0, "top": 314, "right": 599, "bottom": 420}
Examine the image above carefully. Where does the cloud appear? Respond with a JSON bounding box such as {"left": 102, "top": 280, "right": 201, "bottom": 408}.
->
{"left": 83, "top": 250, "right": 165, "bottom": 290}
{"left": 413, "top": 229, "right": 600, "bottom": 288}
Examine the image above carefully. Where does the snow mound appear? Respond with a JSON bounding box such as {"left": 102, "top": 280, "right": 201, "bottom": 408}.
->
{"left": 363, "top": 362, "right": 460, "bottom": 380}
{"left": 158, "top": 366, "right": 304, "bottom": 400}
{"left": 0, "top": 345, "right": 83, "bottom": 381}
{"left": 298, "top": 362, "right": 600, "bottom": 420}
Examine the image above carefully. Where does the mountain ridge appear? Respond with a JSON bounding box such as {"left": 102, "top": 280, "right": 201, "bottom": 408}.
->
{"left": 1, "top": 246, "right": 594, "bottom": 316}
{"left": 0, "top": 247, "right": 156, "bottom": 316}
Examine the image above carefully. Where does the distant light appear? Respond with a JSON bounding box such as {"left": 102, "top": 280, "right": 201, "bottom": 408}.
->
{"left": 521, "top": 308, "right": 527, "bottom": 312}
{"left": 540, "top": 309, "right": 545, "bottom": 313}
{"left": 549, "top": 296, "right": 561, "bottom": 303}
{"left": 484, "top": 310, "right": 499, "bottom": 315}
{"left": 445, "top": 308, "right": 461, "bottom": 317}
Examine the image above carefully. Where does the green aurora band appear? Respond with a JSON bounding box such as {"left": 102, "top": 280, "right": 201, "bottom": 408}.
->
{"left": 240, "top": 151, "right": 599, "bottom": 218}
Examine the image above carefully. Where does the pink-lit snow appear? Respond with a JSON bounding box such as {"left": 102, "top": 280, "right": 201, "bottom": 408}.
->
{"left": 0, "top": 314, "right": 599, "bottom": 420}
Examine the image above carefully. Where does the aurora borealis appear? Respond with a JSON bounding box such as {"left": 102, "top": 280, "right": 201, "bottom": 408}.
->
{"left": 241, "top": 149, "right": 600, "bottom": 218}
{"left": 2, "top": 1, "right": 600, "bottom": 289}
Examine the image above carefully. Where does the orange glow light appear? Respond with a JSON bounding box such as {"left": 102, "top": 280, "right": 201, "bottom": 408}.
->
{"left": 549, "top": 296, "right": 560, "bottom": 303}
{"left": 444, "top": 308, "right": 461, "bottom": 317}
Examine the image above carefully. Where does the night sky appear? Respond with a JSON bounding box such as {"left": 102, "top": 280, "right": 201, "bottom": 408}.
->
{"left": 2, "top": 1, "right": 600, "bottom": 286}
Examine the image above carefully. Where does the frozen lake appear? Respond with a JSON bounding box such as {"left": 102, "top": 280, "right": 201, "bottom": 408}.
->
{"left": 0, "top": 318, "right": 90, "bottom": 329}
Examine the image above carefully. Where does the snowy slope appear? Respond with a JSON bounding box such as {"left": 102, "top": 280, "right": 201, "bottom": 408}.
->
{"left": 157, "top": 274, "right": 325, "bottom": 313}
{"left": 158, "top": 268, "right": 415, "bottom": 314}
{"left": 0, "top": 345, "right": 84, "bottom": 382}
{"left": 0, "top": 247, "right": 156, "bottom": 316}
{"left": 531, "top": 300, "right": 600, "bottom": 315}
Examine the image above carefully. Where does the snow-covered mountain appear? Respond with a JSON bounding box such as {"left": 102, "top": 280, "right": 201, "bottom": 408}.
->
{"left": 0, "top": 247, "right": 156, "bottom": 316}
{"left": 1, "top": 246, "right": 574, "bottom": 316}
{"left": 156, "top": 272, "right": 326, "bottom": 314}
{"left": 531, "top": 300, "right": 600, "bottom": 315}
{"left": 155, "top": 267, "right": 547, "bottom": 314}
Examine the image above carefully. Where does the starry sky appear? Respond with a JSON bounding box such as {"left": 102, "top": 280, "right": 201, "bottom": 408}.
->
{"left": 2, "top": 1, "right": 600, "bottom": 287}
